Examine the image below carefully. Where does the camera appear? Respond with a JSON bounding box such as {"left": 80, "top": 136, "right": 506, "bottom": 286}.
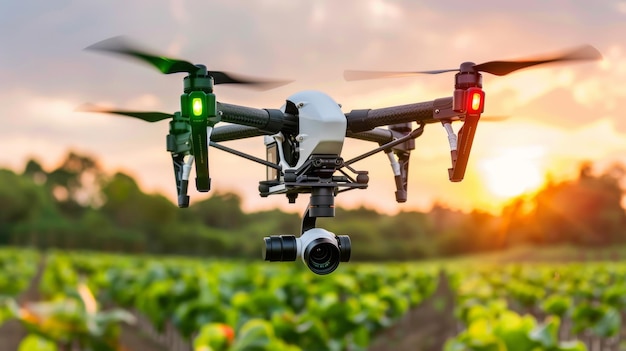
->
{"left": 264, "top": 228, "right": 351, "bottom": 275}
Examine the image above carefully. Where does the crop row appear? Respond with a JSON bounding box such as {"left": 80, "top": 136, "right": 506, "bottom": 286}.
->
{"left": 2, "top": 248, "right": 626, "bottom": 351}
{"left": 446, "top": 263, "right": 626, "bottom": 351}
{"left": 38, "top": 250, "right": 439, "bottom": 351}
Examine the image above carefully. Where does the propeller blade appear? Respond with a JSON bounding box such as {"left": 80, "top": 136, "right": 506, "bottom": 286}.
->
{"left": 344, "top": 68, "right": 458, "bottom": 81}
{"left": 86, "top": 36, "right": 199, "bottom": 75}
{"left": 473, "top": 45, "right": 602, "bottom": 76}
{"left": 87, "top": 36, "right": 293, "bottom": 89}
{"left": 211, "top": 124, "right": 268, "bottom": 142}
{"left": 209, "top": 71, "right": 293, "bottom": 90}
{"left": 78, "top": 104, "right": 174, "bottom": 122}
{"left": 344, "top": 45, "right": 601, "bottom": 81}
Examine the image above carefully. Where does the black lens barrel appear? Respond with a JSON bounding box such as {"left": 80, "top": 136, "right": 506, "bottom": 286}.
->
{"left": 336, "top": 235, "right": 351, "bottom": 262}
{"left": 263, "top": 235, "right": 297, "bottom": 261}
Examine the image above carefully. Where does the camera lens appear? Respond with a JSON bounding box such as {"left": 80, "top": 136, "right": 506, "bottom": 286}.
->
{"left": 303, "top": 238, "right": 339, "bottom": 275}
{"left": 311, "top": 245, "right": 332, "bottom": 264}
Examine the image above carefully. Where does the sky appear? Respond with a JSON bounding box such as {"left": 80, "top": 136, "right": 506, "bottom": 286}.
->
{"left": 1, "top": 0, "right": 626, "bottom": 215}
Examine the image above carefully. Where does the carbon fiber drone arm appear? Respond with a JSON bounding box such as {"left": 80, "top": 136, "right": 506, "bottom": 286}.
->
{"left": 217, "top": 98, "right": 455, "bottom": 140}
{"left": 217, "top": 102, "right": 298, "bottom": 134}
{"left": 211, "top": 124, "right": 271, "bottom": 142}
{"left": 345, "top": 97, "right": 455, "bottom": 133}
{"left": 346, "top": 128, "right": 394, "bottom": 144}
{"left": 217, "top": 101, "right": 452, "bottom": 148}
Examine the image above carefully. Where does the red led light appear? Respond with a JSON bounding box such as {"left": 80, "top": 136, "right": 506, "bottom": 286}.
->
{"left": 465, "top": 87, "right": 485, "bottom": 114}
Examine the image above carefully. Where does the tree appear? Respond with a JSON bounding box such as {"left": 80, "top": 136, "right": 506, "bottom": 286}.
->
{"left": 23, "top": 158, "right": 47, "bottom": 185}
{"left": 523, "top": 163, "right": 626, "bottom": 246}
{"left": 186, "top": 192, "right": 246, "bottom": 230}
{"left": 0, "top": 169, "right": 59, "bottom": 245}
{"left": 45, "top": 151, "right": 104, "bottom": 217}
{"left": 99, "top": 172, "right": 178, "bottom": 252}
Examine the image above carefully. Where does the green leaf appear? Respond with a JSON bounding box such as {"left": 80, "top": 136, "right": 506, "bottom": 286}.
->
{"left": 590, "top": 307, "right": 621, "bottom": 338}
{"left": 529, "top": 316, "right": 560, "bottom": 349}
{"left": 18, "top": 334, "right": 58, "bottom": 351}
{"left": 232, "top": 319, "right": 273, "bottom": 351}
{"left": 571, "top": 303, "right": 602, "bottom": 334}
{"left": 493, "top": 311, "right": 536, "bottom": 351}
{"left": 444, "top": 339, "right": 468, "bottom": 351}
{"left": 541, "top": 295, "right": 571, "bottom": 317}
{"left": 460, "top": 319, "right": 507, "bottom": 351}
{"left": 556, "top": 340, "right": 587, "bottom": 351}
{"left": 601, "top": 284, "right": 626, "bottom": 308}
{"left": 194, "top": 323, "right": 234, "bottom": 351}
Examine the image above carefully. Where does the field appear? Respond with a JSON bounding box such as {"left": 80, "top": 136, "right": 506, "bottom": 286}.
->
{"left": 1, "top": 247, "right": 625, "bottom": 351}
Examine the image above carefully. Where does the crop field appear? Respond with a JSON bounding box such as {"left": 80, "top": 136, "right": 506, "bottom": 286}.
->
{"left": 1, "top": 248, "right": 625, "bottom": 351}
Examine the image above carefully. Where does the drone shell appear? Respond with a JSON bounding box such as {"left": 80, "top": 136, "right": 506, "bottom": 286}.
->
{"left": 279, "top": 90, "right": 347, "bottom": 170}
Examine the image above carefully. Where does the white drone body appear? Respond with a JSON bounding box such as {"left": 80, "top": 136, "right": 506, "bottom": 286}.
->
{"left": 263, "top": 90, "right": 348, "bottom": 195}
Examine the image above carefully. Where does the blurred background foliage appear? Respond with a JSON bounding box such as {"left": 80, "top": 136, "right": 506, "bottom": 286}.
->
{"left": 2, "top": 151, "right": 626, "bottom": 260}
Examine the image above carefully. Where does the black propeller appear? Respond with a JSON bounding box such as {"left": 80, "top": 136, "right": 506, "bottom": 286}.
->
{"left": 344, "top": 45, "right": 602, "bottom": 80}
{"left": 86, "top": 36, "right": 292, "bottom": 89}
{"left": 77, "top": 104, "right": 174, "bottom": 123}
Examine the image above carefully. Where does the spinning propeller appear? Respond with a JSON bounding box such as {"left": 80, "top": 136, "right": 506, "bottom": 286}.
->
{"left": 86, "top": 36, "right": 290, "bottom": 88}
{"left": 344, "top": 44, "right": 602, "bottom": 80}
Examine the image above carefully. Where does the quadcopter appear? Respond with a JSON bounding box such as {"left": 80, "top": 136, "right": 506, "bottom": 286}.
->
{"left": 82, "top": 37, "right": 601, "bottom": 274}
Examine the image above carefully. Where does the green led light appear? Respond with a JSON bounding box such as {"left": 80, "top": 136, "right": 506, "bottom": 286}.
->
{"left": 192, "top": 98, "right": 203, "bottom": 117}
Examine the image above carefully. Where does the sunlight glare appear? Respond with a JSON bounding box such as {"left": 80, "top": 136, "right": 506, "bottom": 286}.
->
{"left": 480, "top": 147, "right": 546, "bottom": 199}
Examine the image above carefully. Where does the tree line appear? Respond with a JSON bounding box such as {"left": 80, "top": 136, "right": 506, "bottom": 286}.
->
{"left": 1, "top": 151, "right": 625, "bottom": 260}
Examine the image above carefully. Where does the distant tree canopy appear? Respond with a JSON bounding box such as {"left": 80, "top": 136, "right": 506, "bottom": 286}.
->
{"left": 508, "top": 163, "right": 626, "bottom": 247}
{"left": 1, "top": 151, "right": 625, "bottom": 259}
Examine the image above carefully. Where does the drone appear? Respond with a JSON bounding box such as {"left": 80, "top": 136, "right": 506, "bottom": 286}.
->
{"left": 82, "top": 37, "right": 601, "bottom": 274}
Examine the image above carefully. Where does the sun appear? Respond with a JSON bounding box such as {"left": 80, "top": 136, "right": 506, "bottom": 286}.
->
{"left": 479, "top": 146, "right": 546, "bottom": 199}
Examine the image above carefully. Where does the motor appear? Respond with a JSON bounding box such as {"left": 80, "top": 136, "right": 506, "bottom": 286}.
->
{"left": 264, "top": 228, "right": 351, "bottom": 275}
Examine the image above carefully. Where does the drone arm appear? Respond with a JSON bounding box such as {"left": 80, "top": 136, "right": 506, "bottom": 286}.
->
{"left": 211, "top": 124, "right": 271, "bottom": 142}
{"left": 346, "top": 128, "right": 394, "bottom": 144}
{"left": 217, "top": 102, "right": 298, "bottom": 134}
{"left": 346, "top": 97, "right": 454, "bottom": 133}
{"left": 345, "top": 123, "right": 424, "bottom": 166}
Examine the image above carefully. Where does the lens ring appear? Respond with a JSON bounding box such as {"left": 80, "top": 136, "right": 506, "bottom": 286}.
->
{"left": 303, "top": 238, "right": 339, "bottom": 275}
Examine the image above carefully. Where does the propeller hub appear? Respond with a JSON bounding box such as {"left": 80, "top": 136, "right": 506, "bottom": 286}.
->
{"left": 184, "top": 71, "right": 214, "bottom": 93}
{"left": 195, "top": 64, "right": 208, "bottom": 75}
{"left": 459, "top": 61, "right": 476, "bottom": 73}
{"left": 455, "top": 62, "right": 482, "bottom": 89}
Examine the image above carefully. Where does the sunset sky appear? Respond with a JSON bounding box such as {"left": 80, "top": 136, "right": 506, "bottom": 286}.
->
{"left": 1, "top": 0, "right": 625, "bottom": 215}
